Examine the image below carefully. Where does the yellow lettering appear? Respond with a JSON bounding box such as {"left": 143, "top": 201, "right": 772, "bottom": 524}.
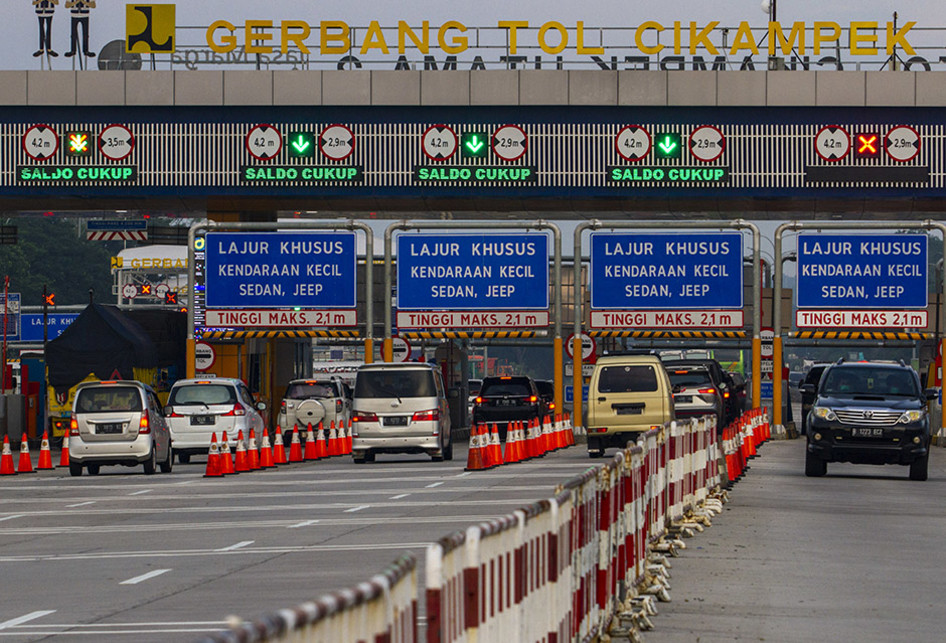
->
{"left": 321, "top": 21, "right": 351, "bottom": 55}
{"left": 886, "top": 21, "right": 917, "bottom": 55}
{"left": 538, "top": 21, "right": 567, "bottom": 55}
{"left": 438, "top": 21, "right": 468, "bottom": 54}
{"left": 673, "top": 21, "right": 682, "bottom": 55}
{"left": 398, "top": 20, "right": 429, "bottom": 54}
{"left": 689, "top": 21, "right": 719, "bottom": 54}
{"left": 498, "top": 20, "right": 528, "bottom": 55}
{"left": 576, "top": 22, "right": 603, "bottom": 55}
{"left": 281, "top": 21, "right": 311, "bottom": 54}
{"left": 849, "top": 21, "right": 878, "bottom": 56}
{"left": 359, "top": 20, "right": 389, "bottom": 54}
{"left": 245, "top": 20, "right": 274, "bottom": 55}
{"left": 130, "top": 258, "right": 142, "bottom": 269}
{"left": 635, "top": 21, "right": 664, "bottom": 55}
{"left": 768, "top": 21, "right": 805, "bottom": 55}
{"left": 728, "top": 21, "right": 759, "bottom": 56}
{"left": 207, "top": 20, "right": 237, "bottom": 54}
{"left": 814, "top": 21, "right": 841, "bottom": 54}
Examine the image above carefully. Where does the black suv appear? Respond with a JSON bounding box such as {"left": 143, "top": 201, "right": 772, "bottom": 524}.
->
{"left": 472, "top": 376, "right": 547, "bottom": 439}
{"left": 804, "top": 360, "right": 935, "bottom": 480}
{"left": 662, "top": 358, "right": 739, "bottom": 427}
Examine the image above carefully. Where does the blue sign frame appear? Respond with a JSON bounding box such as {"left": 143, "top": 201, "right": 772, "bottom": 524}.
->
{"left": 205, "top": 232, "right": 357, "bottom": 309}
{"left": 20, "top": 314, "right": 79, "bottom": 342}
{"left": 590, "top": 232, "right": 744, "bottom": 310}
{"left": 396, "top": 233, "right": 549, "bottom": 311}
{"left": 797, "top": 234, "right": 928, "bottom": 309}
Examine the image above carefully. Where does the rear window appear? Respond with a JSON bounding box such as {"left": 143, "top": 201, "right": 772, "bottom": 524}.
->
{"left": 535, "top": 381, "right": 554, "bottom": 397}
{"left": 76, "top": 386, "right": 142, "bottom": 412}
{"left": 481, "top": 379, "right": 532, "bottom": 396}
{"left": 669, "top": 370, "right": 712, "bottom": 387}
{"left": 355, "top": 369, "right": 436, "bottom": 398}
{"left": 285, "top": 382, "right": 338, "bottom": 399}
{"left": 597, "top": 365, "right": 659, "bottom": 393}
{"left": 169, "top": 384, "right": 238, "bottom": 405}
{"left": 820, "top": 367, "right": 918, "bottom": 397}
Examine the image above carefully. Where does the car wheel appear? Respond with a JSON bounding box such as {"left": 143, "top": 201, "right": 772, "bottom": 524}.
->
{"left": 143, "top": 447, "right": 156, "bottom": 475}
{"left": 588, "top": 450, "right": 605, "bottom": 459}
{"left": 69, "top": 461, "right": 83, "bottom": 477}
{"left": 160, "top": 444, "right": 173, "bottom": 473}
{"left": 443, "top": 436, "right": 453, "bottom": 461}
{"left": 353, "top": 454, "right": 366, "bottom": 464}
{"left": 804, "top": 450, "right": 826, "bottom": 477}
{"left": 87, "top": 463, "right": 100, "bottom": 475}
{"left": 365, "top": 450, "right": 375, "bottom": 463}
{"left": 909, "top": 453, "right": 929, "bottom": 481}
{"left": 178, "top": 452, "right": 191, "bottom": 465}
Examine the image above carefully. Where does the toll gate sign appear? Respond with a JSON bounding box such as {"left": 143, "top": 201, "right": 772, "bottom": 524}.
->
{"left": 396, "top": 233, "right": 549, "bottom": 329}
{"left": 205, "top": 232, "right": 356, "bottom": 312}
{"left": 796, "top": 234, "right": 928, "bottom": 328}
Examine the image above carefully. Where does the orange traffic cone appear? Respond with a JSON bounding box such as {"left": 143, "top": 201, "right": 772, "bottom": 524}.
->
{"left": 465, "top": 424, "right": 486, "bottom": 471}
{"left": 0, "top": 436, "right": 15, "bottom": 475}
{"left": 304, "top": 423, "right": 319, "bottom": 460}
{"left": 37, "top": 432, "right": 54, "bottom": 470}
{"left": 17, "top": 435, "right": 34, "bottom": 474}
{"left": 247, "top": 429, "right": 260, "bottom": 470}
{"left": 204, "top": 433, "right": 222, "bottom": 478}
{"left": 504, "top": 424, "right": 518, "bottom": 464}
{"left": 220, "top": 431, "right": 235, "bottom": 475}
{"left": 565, "top": 413, "right": 575, "bottom": 446}
{"left": 340, "top": 419, "right": 351, "bottom": 455}
{"left": 259, "top": 429, "right": 275, "bottom": 468}
{"left": 58, "top": 433, "right": 70, "bottom": 468}
{"left": 327, "top": 421, "right": 340, "bottom": 456}
{"left": 488, "top": 424, "right": 503, "bottom": 468}
{"left": 234, "top": 430, "right": 250, "bottom": 472}
{"left": 288, "top": 425, "right": 303, "bottom": 462}
{"left": 273, "top": 428, "right": 288, "bottom": 464}
{"left": 315, "top": 423, "right": 329, "bottom": 459}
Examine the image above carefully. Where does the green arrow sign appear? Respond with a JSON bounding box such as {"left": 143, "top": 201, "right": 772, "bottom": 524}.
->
{"left": 465, "top": 135, "right": 484, "bottom": 153}
{"left": 461, "top": 131, "right": 488, "bottom": 158}
{"left": 287, "top": 132, "right": 315, "bottom": 157}
{"left": 655, "top": 133, "right": 682, "bottom": 159}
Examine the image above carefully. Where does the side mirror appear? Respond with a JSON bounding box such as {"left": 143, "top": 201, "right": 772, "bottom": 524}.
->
{"left": 924, "top": 388, "right": 939, "bottom": 401}
{"left": 801, "top": 383, "right": 816, "bottom": 395}
{"left": 256, "top": 402, "right": 268, "bottom": 411}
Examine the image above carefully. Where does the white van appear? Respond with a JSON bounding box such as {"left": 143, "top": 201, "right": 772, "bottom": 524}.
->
{"left": 584, "top": 354, "right": 675, "bottom": 458}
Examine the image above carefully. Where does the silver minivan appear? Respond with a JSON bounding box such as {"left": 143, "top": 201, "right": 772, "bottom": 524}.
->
{"left": 350, "top": 363, "right": 452, "bottom": 463}
{"left": 69, "top": 380, "right": 173, "bottom": 476}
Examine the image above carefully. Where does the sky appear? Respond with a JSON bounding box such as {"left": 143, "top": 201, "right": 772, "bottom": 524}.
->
{"left": 4, "top": 1, "right": 946, "bottom": 70}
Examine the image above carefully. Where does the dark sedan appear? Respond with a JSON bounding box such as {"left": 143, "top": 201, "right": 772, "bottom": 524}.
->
{"left": 471, "top": 376, "right": 547, "bottom": 439}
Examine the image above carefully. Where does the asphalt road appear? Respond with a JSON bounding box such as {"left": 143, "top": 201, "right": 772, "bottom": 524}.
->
{"left": 647, "top": 437, "right": 946, "bottom": 643}
{"left": 0, "top": 442, "right": 594, "bottom": 642}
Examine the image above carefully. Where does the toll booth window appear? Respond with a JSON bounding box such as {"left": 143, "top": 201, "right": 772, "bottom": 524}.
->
{"left": 598, "top": 366, "right": 658, "bottom": 393}
{"left": 76, "top": 387, "right": 143, "bottom": 412}
{"left": 169, "top": 384, "right": 237, "bottom": 405}
{"left": 286, "top": 382, "right": 337, "bottom": 399}
{"left": 355, "top": 370, "right": 436, "bottom": 398}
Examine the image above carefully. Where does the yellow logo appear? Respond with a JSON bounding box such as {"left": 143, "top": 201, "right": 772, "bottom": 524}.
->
{"left": 126, "top": 4, "right": 176, "bottom": 54}
{"left": 111, "top": 256, "right": 123, "bottom": 269}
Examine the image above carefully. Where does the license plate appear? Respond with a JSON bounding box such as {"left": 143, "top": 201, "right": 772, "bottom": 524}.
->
{"left": 675, "top": 396, "right": 693, "bottom": 403}
{"left": 190, "top": 415, "right": 215, "bottom": 426}
{"left": 97, "top": 423, "right": 123, "bottom": 434}
{"left": 500, "top": 399, "right": 516, "bottom": 406}
{"left": 615, "top": 406, "right": 643, "bottom": 416}
{"left": 384, "top": 416, "right": 408, "bottom": 427}
{"left": 852, "top": 427, "right": 884, "bottom": 438}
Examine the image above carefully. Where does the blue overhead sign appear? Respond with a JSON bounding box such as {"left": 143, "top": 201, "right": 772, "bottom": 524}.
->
{"left": 396, "top": 233, "right": 549, "bottom": 310}
{"left": 20, "top": 314, "right": 79, "bottom": 342}
{"left": 205, "top": 232, "right": 357, "bottom": 308}
{"left": 590, "top": 232, "right": 743, "bottom": 309}
{"left": 87, "top": 220, "right": 147, "bottom": 231}
{"left": 797, "top": 234, "right": 927, "bottom": 309}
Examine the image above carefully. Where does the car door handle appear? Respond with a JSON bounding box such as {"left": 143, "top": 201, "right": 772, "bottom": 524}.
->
{"left": 598, "top": 397, "right": 606, "bottom": 402}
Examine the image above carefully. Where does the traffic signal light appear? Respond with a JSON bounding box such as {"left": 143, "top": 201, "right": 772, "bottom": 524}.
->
{"left": 44, "top": 293, "right": 55, "bottom": 307}
{"left": 654, "top": 133, "right": 682, "bottom": 159}
{"left": 64, "top": 131, "right": 92, "bottom": 157}
{"left": 164, "top": 291, "right": 178, "bottom": 305}
{"left": 855, "top": 132, "right": 880, "bottom": 159}
{"left": 461, "top": 132, "right": 488, "bottom": 158}
{"left": 287, "top": 132, "right": 315, "bottom": 158}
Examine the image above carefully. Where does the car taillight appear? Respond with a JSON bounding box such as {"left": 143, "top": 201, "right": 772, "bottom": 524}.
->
{"left": 529, "top": 395, "right": 538, "bottom": 403}
{"left": 280, "top": 400, "right": 287, "bottom": 413}
{"left": 698, "top": 388, "right": 717, "bottom": 396}
{"left": 222, "top": 405, "right": 246, "bottom": 417}
{"left": 69, "top": 418, "right": 79, "bottom": 437}
{"left": 475, "top": 396, "right": 483, "bottom": 404}
{"left": 336, "top": 399, "right": 343, "bottom": 413}
{"left": 165, "top": 407, "right": 182, "bottom": 418}
{"left": 723, "top": 391, "right": 731, "bottom": 399}
{"left": 412, "top": 409, "right": 439, "bottom": 422}
{"left": 549, "top": 402, "right": 556, "bottom": 410}
{"left": 138, "top": 415, "right": 150, "bottom": 434}
{"left": 352, "top": 411, "right": 378, "bottom": 423}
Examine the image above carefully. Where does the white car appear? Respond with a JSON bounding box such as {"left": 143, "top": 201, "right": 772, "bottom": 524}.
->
{"left": 165, "top": 378, "right": 266, "bottom": 463}
{"left": 278, "top": 377, "right": 350, "bottom": 442}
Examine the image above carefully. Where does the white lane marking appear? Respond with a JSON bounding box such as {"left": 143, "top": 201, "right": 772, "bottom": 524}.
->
{"left": 455, "top": 472, "right": 472, "bottom": 478}
{"left": 66, "top": 501, "right": 96, "bottom": 508}
{"left": 217, "top": 540, "right": 254, "bottom": 552}
{"left": 176, "top": 479, "right": 197, "bottom": 485}
{"left": 288, "top": 519, "right": 319, "bottom": 529}
{"left": 0, "top": 611, "right": 56, "bottom": 630}
{"left": 425, "top": 481, "right": 444, "bottom": 488}
{"left": 389, "top": 494, "right": 410, "bottom": 500}
{"left": 128, "top": 489, "right": 152, "bottom": 496}
{"left": 344, "top": 505, "right": 369, "bottom": 513}
{"left": 0, "top": 627, "right": 224, "bottom": 636}
{"left": 13, "top": 621, "right": 227, "bottom": 628}
{"left": 0, "top": 515, "right": 24, "bottom": 523}
{"left": 120, "top": 569, "right": 171, "bottom": 585}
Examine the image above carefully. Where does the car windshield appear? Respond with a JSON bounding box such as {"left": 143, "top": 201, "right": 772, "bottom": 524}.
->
{"left": 76, "top": 386, "right": 142, "bottom": 412}
{"left": 355, "top": 370, "right": 436, "bottom": 398}
{"left": 169, "top": 384, "right": 237, "bottom": 405}
{"left": 669, "top": 370, "right": 712, "bottom": 387}
{"left": 820, "top": 368, "right": 918, "bottom": 397}
{"left": 469, "top": 380, "right": 482, "bottom": 396}
{"left": 286, "top": 382, "right": 337, "bottom": 399}
{"left": 481, "top": 379, "right": 531, "bottom": 396}
{"left": 598, "top": 366, "right": 659, "bottom": 393}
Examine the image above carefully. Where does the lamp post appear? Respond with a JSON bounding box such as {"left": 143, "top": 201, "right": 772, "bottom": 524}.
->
{"left": 761, "top": 0, "right": 777, "bottom": 23}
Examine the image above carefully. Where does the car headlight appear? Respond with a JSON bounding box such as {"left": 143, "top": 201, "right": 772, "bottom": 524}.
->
{"left": 812, "top": 406, "right": 837, "bottom": 422}
{"left": 897, "top": 409, "right": 925, "bottom": 424}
